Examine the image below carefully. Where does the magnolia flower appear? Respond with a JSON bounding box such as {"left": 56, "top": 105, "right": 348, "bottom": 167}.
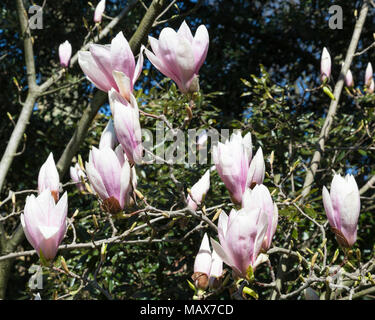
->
{"left": 211, "top": 209, "right": 268, "bottom": 279}
{"left": 365, "top": 62, "right": 373, "bottom": 87}
{"left": 109, "top": 89, "right": 143, "bottom": 165}
{"left": 145, "top": 20, "right": 209, "bottom": 93}
{"left": 242, "top": 185, "right": 278, "bottom": 251}
{"left": 38, "top": 153, "right": 60, "bottom": 202}
{"left": 94, "top": 0, "right": 106, "bottom": 23}
{"left": 187, "top": 170, "right": 210, "bottom": 211}
{"left": 193, "top": 233, "right": 212, "bottom": 290}
{"left": 365, "top": 63, "right": 374, "bottom": 94}
{"left": 78, "top": 31, "right": 144, "bottom": 101}
{"left": 345, "top": 69, "right": 354, "bottom": 88}
{"left": 85, "top": 146, "right": 133, "bottom": 214}
{"left": 69, "top": 163, "right": 87, "bottom": 192}
{"left": 320, "top": 47, "right": 331, "bottom": 82}
{"left": 59, "top": 40, "right": 72, "bottom": 68}
{"left": 21, "top": 190, "right": 68, "bottom": 261}
{"left": 99, "top": 119, "right": 118, "bottom": 150}
{"left": 322, "top": 174, "right": 361, "bottom": 248}
{"left": 192, "top": 233, "right": 223, "bottom": 290}
{"left": 212, "top": 132, "right": 265, "bottom": 205}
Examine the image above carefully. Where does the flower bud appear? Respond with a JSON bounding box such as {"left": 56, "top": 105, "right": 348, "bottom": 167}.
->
{"left": 38, "top": 153, "right": 60, "bottom": 202}
{"left": 59, "top": 40, "right": 72, "bottom": 68}
{"left": 109, "top": 89, "right": 143, "bottom": 165}
{"left": 322, "top": 174, "right": 360, "bottom": 248}
{"left": 69, "top": 163, "right": 87, "bottom": 192}
{"left": 345, "top": 69, "right": 354, "bottom": 88}
{"left": 94, "top": 0, "right": 106, "bottom": 23}
{"left": 193, "top": 233, "right": 223, "bottom": 291}
{"left": 320, "top": 47, "right": 331, "bottom": 82}
{"left": 365, "top": 62, "right": 373, "bottom": 87}
{"left": 187, "top": 170, "right": 210, "bottom": 211}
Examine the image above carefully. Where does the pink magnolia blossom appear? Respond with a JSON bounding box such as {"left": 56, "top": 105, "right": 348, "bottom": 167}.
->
{"left": 365, "top": 62, "right": 373, "bottom": 86}
{"left": 59, "top": 40, "right": 72, "bottom": 68}
{"left": 21, "top": 190, "right": 68, "bottom": 261}
{"left": 242, "top": 185, "right": 278, "bottom": 251}
{"left": 78, "top": 32, "right": 144, "bottom": 101}
{"left": 322, "top": 174, "right": 361, "bottom": 248}
{"left": 210, "top": 209, "right": 268, "bottom": 279}
{"left": 38, "top": 153, "right": 60, "bottom": 202}
{"left": 365, "top": 63, "right": 374, "bottom": 93}
{"left": 345, "top": 69, "right": 354, "bottom": 88}
{"left": 193, "top": 233, "right": 223, "bottom": 290}
{"left": 212, "top": 132, "right": 265, "bottom": 205}
{"left": 94, "top": 0, "right": 105, "bottom": 23}
{"left": 320, "top": 47, "right": 331, "bottom": 82}
{"left": 145, "top": 21, "right": 209, "bottom": 93}
{"left": 69, "top": 163, "right": 87, "bottom": 192}
{"left": 187, "top": 169, "right": 210, "bottom": 211}
{"left": 109, "top": 89, "right": 143, "bottom": 165}
{"left": 85, "top": 146, "right": 133, "bottom": 214}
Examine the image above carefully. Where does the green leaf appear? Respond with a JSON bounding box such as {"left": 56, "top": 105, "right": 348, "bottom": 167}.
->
{"left": 292, "top": 228, "right": 298, "bottom": 241}
{"left": 322, "top": 86, "right": 335, "bottom": 100}
{"left": 187, "top": 280, "right": 197, "bottom": 293}
{"left": 246, "top": 264, "right": 255, "bottom": 282}
{"left": 242, "top": 286, "right": 259, "bottom": 299}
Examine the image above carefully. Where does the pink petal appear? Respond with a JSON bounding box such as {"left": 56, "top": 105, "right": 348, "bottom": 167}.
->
{"left": 192, "top": 25, "right": 209, "bottom": 73}
{"left": 78, "top": 51, "right": 114, "bottom": 92}
{"left": 110, "top": 31, "right": 135, "bottom": 81}
{"left": 89, "top": 44, "right": 118, "bottom": 90}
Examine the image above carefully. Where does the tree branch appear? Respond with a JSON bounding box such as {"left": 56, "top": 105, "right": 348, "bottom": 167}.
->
{"left": 56, "top": 0, "right": 166, "bottom": 177}
{"left": 301, "top": 0, "right": 370, "bottom": 200}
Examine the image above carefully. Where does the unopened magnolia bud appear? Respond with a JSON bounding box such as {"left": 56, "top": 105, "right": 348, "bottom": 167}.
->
{"left": 192, "top": 272, "right": 209, "bottom": 291}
